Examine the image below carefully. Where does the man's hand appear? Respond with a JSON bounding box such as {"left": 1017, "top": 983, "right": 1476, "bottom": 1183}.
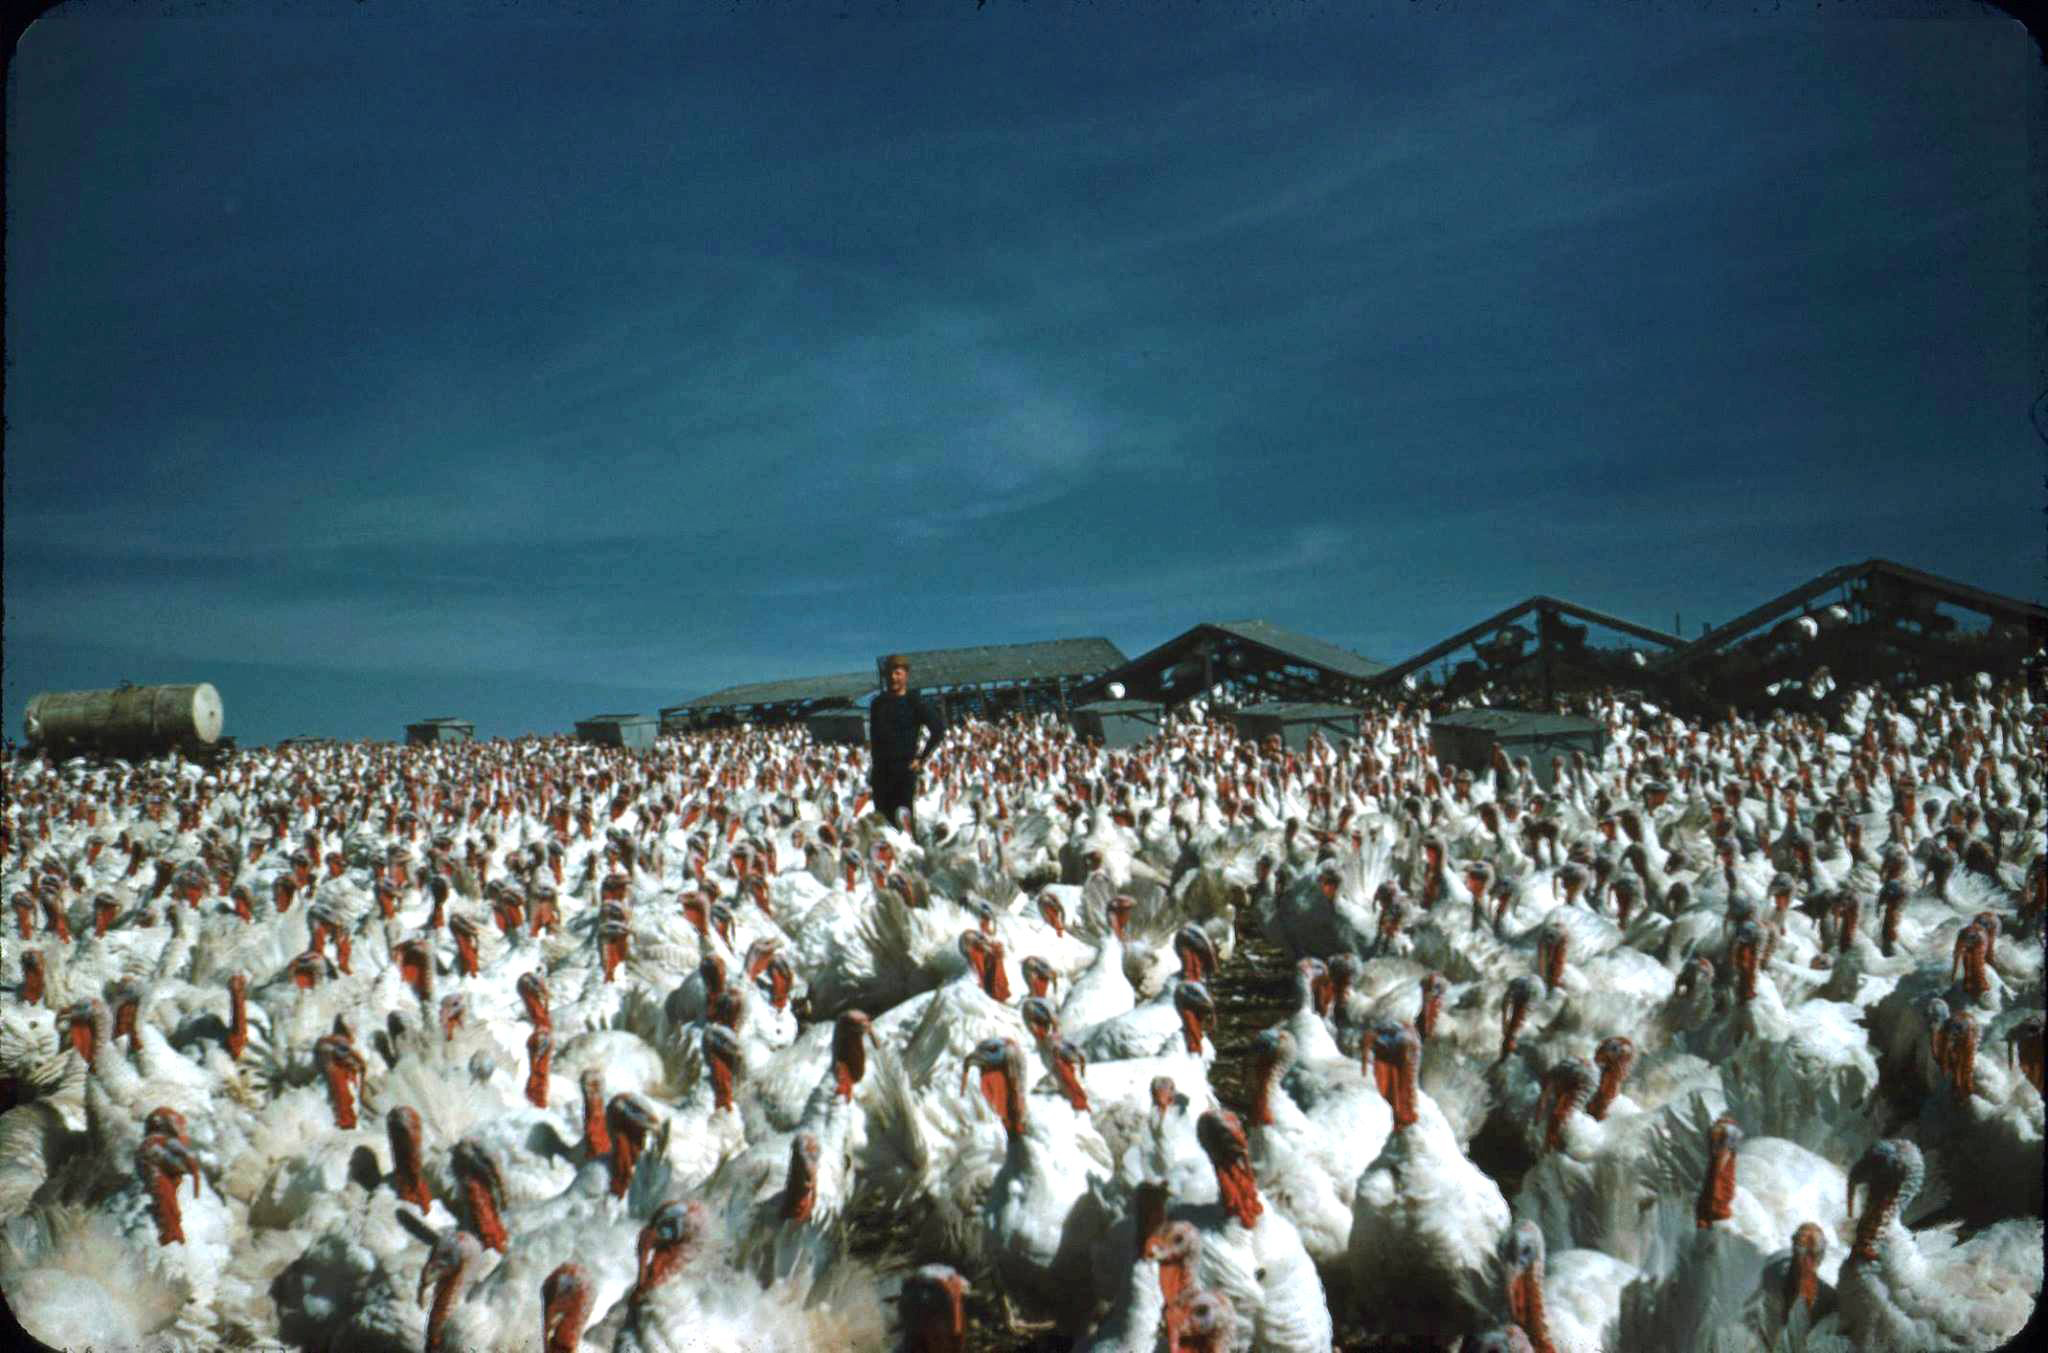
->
{"left": 910, "top": 759, "right": 923, "bottom": 773}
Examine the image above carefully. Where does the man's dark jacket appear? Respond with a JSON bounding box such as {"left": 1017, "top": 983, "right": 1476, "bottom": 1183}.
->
{"left": 870, "top": 692, "right": 944, "bottom": 768}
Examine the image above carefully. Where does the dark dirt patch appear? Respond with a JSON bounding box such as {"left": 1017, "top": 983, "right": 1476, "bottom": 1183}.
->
{"left": 1463, "top": 1110, "right": 1537, "bottom": 1208}
{"left": 1206, "top": 906, "right": 1301, "bottom": 1120}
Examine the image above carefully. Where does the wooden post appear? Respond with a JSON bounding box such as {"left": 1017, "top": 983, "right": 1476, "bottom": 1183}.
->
{"left": 1541, "top": 606, "right": 1556, "bottom": 706}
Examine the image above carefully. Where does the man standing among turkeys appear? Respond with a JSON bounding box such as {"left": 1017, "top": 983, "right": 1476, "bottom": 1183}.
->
{"left": 868, "top": 654, "right": 945, "bottom": 834}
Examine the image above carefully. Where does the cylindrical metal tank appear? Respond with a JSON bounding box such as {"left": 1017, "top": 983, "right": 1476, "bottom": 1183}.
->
{"left": 24, "top": 682, "right": 224, "bottom": 752}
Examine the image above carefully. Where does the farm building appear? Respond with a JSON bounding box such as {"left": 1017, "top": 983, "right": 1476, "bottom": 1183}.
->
{"left": 663, "top": 640, "right": 1123, "bottom": 733}
{"left": 574, "top": 713, "right": 659, "bottom": 752}
{"left": 1083, "top": 620, "right": 1386, "bottom": 710}
{"left": 405, "top": 717, "right": 475, "bottom": 745}
{"left": 1068, "top": 698, "right": 1168, "bottom": 749}
{"left": 872, "top": 638, "right": 1128, "bottom": 723}
{"left": 1646, "top": 557, "right": 2046, "bottom": 720}
{"left": 1429, "top": 708, "right": 1609, "bottom": 790}
{"left": 1229, "top": 701, "right": 1362, "bottom": 752}
{"left": 1369, "top": 597, "right": 1682, "bottom": 707}
{"left": 661, "top": 671, "right": 875, "bottom": 733}
{"left": 653, "top": 557, "right": 2041, "bottom": 739}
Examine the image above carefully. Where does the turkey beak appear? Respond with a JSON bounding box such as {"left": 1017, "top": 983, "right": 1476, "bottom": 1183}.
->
{"left": 634, "top": 1224, "right": 658, "bottom": 1294}
{"left": 151, "top": 1136, "right": 203, "bottom": 1198}
{"left": 543, "top": 1289, "right": 565, "bottom": 1344}
{"left": 480, "top": 1154, "right": 507, "bottom": 1212}
{"left": 169, "top": 1140, "right": 203, "bottom": 1199}
{"left": 418, "top": 1251, "right": 444, "bottom": 1306}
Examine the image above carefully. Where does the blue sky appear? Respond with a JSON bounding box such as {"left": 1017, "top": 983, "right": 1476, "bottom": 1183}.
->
{"left": 4, "top": 1, "right": 2038, "bottom": 745}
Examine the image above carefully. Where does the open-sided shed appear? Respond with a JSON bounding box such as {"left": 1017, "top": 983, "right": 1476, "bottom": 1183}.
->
{"left": 661, "top": 671, "right": 875, "bottom": 732}
{"left": 1069, "top": 699, "right": 1167, "bottom": 749}
{"left": 1084, "top": 620, "right": 1386, "bottom": 710}
{"left": 1229, "top": 701, "right": 1361, "bottom": 752}
{"left": 876, "top": 637, "right": 1127, "bottom": 723}
{"left": 1369, "top": 597, "right": 1681, "bottom": 707}
{"left": 1647, "top": 557, "right": 2046, "bottom": 720}
{"left": 1430, "top": 708, "right": 1607, "bottom": 790}
{"left": 574, "top": 713, "right": 658, "bottom": 752}
{"left": 405, "top": 717, "right": 475, "bottom": 745}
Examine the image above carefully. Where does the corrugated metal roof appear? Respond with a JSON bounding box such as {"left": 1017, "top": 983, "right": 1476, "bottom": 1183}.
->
{"left": 1074, "top": 699, "right": 1166, "bottom": 714}
{"left": 1208, "top": 621, "right": 1386, "bottom": 678}
{"left": 1433, "top": 708, "right": 1604, "bottom": 736}
{"left": 412, "top": 717, "right": 470, "bottom": 726}
{"left": 577, "top": 713, "right": 656, "bottom": 725}
{"left": 884, "top": 637, "right": 1127, "bottom": 688}
{"left": 671, "top": 672, "right": 876, "bottom": 711}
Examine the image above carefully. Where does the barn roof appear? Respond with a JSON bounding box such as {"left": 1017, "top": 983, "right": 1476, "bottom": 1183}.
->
{"left": 1205, "top": 621, "right": 1387, "bottom": 678}
{"left": 884, "top": 637, "right": 1127, "bottom": 688}
{"left": 668, "top": 672, "right": 876, "bottom": 712}
{"left": 1371, "top": 597, "right": 1683, "bottom": 686}
{"left": 1651, "top": 557, "right": 2046, "bottom": 673}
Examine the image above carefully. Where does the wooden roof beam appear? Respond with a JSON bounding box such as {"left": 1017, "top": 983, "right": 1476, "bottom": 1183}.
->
{"left": 1369, "top": 599, "right": 1551, "bottom": 685}
{"left": 1651, "top": 563, "right": 1871, "bottom": 674}
{"left": 1536, "top": 598, "right": 1684, "bottom": 650}
{"left": 1862, "top": 558, "right": 2047, "bottom": 625}
{"left": 1377, "top": 595, "right": 1684, "bottom": 689}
